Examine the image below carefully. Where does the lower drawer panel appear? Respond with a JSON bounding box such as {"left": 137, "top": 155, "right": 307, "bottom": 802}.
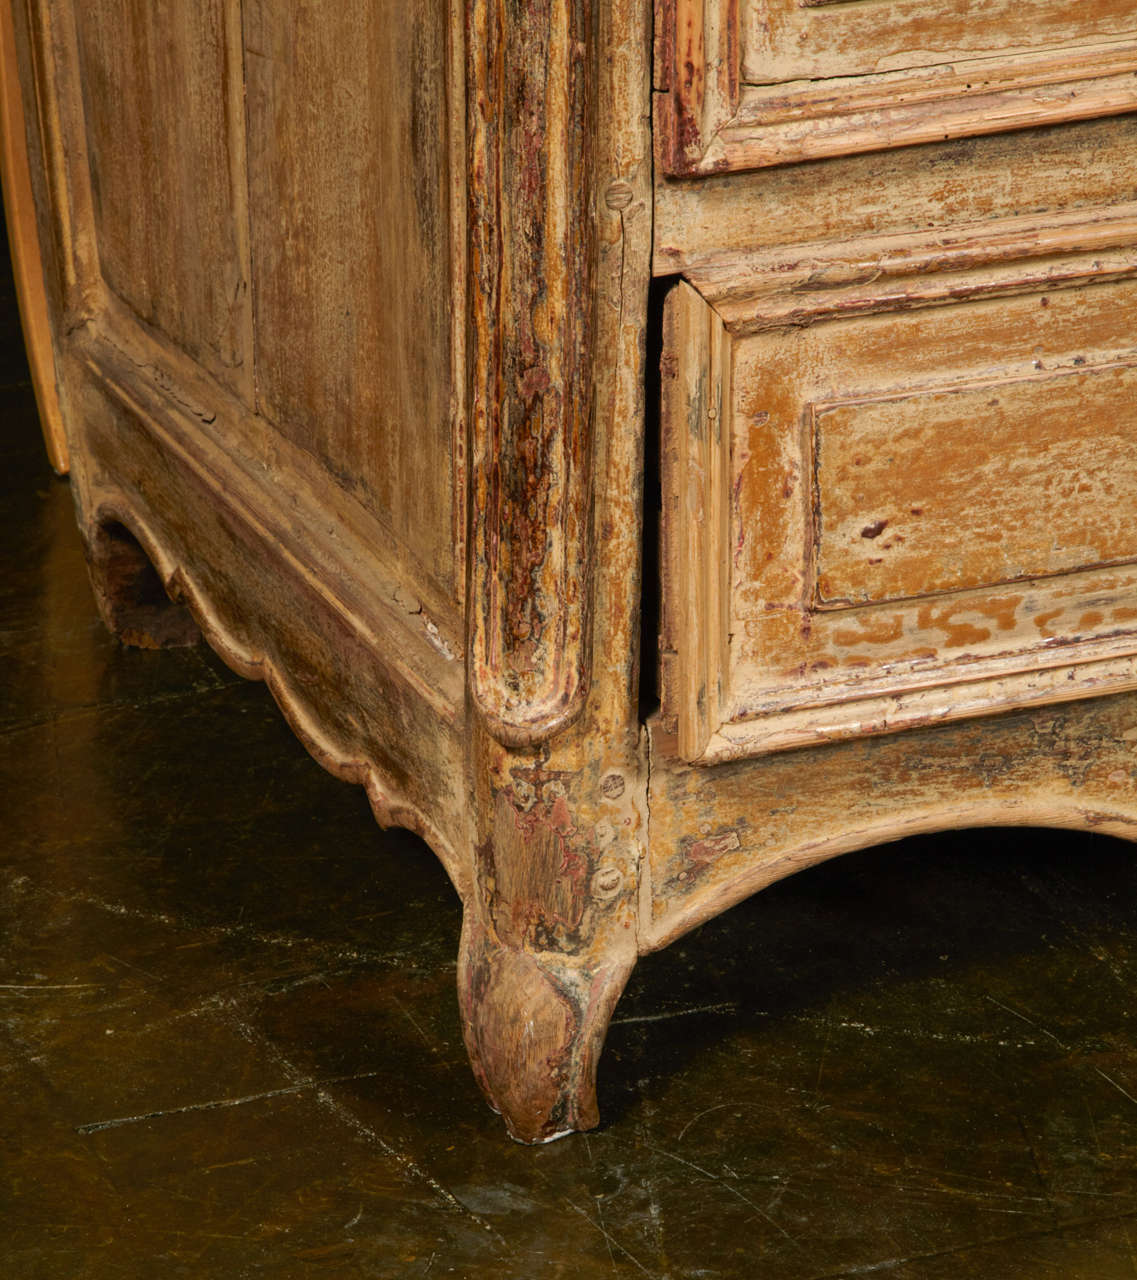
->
{"left": 814, "top": 361, "right": 1137, "bottom": 607}
{"left": 660, "top": 219, "right": 1137, "bottom": 763}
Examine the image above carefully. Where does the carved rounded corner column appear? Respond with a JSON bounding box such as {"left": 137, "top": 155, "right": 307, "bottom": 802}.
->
{"left": 460, "top": 0, "right": 653, "bottom": 1140}
{"left": 465, "top": 0, "right": 598, "bottom": 748}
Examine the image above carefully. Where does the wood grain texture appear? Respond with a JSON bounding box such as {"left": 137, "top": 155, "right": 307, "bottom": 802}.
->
{"left": 467, "top": 0, "right": 598, "bottom": 746}
{"left": 72, "top": 0, "right": 251, "bottom": 397}
{"left": 0, "top": 0, "right": 64, "bottom": 468}
{"left": 244, "top": 0, "right": 462, "bottom": 599}
{"left": 657, "top": 0, "right": 1137, "bottom": 173}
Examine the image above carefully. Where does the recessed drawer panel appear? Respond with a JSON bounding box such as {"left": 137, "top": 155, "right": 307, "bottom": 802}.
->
{"left": 744, "top": 0, "right": 1135, "bottom": 85}
{"left": 660, "top": 212, "right": 1137, "bottom": 762}
{"left": 658, "top": 0, "right": 1137, "bottom": 173}
{"left": 814, "top": 364, "right": 1137, "bottom": 608}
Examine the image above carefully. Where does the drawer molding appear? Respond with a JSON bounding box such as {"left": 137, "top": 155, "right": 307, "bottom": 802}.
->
{"left": 681, "top": 202, "right": 1137, "bottom": 331}
{"left": 662, "top": 257, "right": 1137, "bottom": 762}
{"left": 658, "top": 0, "right": 1137, "bottom": 173}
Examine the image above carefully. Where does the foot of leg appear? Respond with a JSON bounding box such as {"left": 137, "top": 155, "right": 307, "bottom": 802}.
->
{"left": 458, "top": 910, "right": 633, "bottom": 1143}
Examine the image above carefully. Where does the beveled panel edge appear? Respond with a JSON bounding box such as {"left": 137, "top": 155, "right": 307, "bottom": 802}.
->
{"left": 679, "top": 202, "right": 1137, "bottom": 331}
{"left": 74, "top": 310, "right": 466, "bottom": 723}
{"left": 735, "top": 38, "right": 1137, "bottom": 130}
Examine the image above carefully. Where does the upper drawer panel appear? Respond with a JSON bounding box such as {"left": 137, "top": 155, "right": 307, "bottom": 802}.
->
{"left": 657, "top": 0, "right": 1137, "bottom": 174}
{"left": 744, "top": 0, "right": 1134, "bottom": 84}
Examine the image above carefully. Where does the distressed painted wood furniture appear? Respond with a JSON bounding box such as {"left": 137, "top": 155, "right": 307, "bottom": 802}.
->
{"left": 8, "top": 0, "right": 1137, "bottom": 1142}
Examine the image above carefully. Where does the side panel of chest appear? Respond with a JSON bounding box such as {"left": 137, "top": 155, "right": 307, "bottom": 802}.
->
{"left": 29, "top": 0, "right": 465, "bottom": 612}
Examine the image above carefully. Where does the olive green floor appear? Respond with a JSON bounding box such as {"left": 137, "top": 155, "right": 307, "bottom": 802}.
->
{"left": 5, "top": 247, "right": 1137, "bottom": 1279}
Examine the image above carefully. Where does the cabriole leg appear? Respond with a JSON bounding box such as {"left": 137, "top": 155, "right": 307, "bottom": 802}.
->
{"left": 458, "top": 765, "right": 641, "bottom": 1143}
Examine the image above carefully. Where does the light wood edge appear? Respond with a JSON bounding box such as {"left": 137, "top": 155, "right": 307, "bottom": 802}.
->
{"left": 466, "top": 0, "right": 598, "bottom": 748}
{"left": 12, "top": 0, "right": 99, "bottom": 328}
{"left": 657, "top": 0, "right": 1137, "bottom": 176}
{"left": 0, "top": 0, "right": 65, "bottom": 469}
{"left": 660, "top": 281, "right": 731, "bottom": 761}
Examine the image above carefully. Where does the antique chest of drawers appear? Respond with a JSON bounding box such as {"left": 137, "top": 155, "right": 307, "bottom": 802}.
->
{"left": 7, "top": 0, "right": 1137, "bottom": 1141}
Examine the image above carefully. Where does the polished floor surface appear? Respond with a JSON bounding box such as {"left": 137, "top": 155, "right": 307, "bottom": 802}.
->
{"left": 5, "top": 249, "right": 1137, "bottom": 1279}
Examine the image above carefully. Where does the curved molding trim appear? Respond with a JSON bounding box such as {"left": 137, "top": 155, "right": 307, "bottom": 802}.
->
{"left": 89, "top": 499, "right": 471, "bottom": 902}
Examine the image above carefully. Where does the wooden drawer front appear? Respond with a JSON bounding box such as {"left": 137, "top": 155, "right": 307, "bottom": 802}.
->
{"left": 743, "top": 0, "right": 1134, "bottom": 84}
{"left": 660, "top": 213, "right": 1137, "bottom": 763}
{"left": 658, "top": 0, "right": 1137, "bottom": 173}
{"left": 813, "top": 364, "right": 1137, "bottom": 608}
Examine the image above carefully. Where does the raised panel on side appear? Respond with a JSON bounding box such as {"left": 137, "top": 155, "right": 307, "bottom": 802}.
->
{"left": 244, "top": 0, "right": 462, "bottom": 599}
{"left": 71, "top": 0, "right": 251, "bottom": 395}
